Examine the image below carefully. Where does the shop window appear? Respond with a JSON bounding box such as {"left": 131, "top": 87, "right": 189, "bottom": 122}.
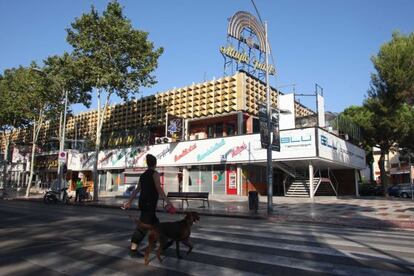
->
{"left": 188, "top": 165, "right": 213, "bottom": 193}
{"left": 212, "top": 165, "right": 225, "bottom": 195}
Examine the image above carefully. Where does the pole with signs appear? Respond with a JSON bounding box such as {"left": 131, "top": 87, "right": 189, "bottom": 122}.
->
{"left": 57, "top": 89, "right": 68, "bottom": 195}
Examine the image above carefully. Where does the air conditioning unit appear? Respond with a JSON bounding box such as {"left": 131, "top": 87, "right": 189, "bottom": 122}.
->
{"left": 155, "top": 136, "right": 172, "bottom": 144}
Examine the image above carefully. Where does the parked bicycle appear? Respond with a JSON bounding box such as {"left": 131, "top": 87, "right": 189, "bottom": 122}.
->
{"left": 76, "top": 186, "right": 92, "bottom": 202}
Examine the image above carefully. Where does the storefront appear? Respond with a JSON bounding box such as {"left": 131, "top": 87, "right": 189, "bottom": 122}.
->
{"left": 65, "top": 126, "right": 365, "bottom": 198}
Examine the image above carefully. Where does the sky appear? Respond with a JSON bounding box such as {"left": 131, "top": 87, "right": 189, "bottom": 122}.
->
{"left": 1, "top": 0, "right": 413, "bottom": 114}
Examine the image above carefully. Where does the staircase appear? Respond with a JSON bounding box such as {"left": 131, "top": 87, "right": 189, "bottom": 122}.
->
{"left": 275, "top": 162, "right": 306, "bottom": 178}
{"left": 285, "top": 177, "right": 336, "bottom": 197}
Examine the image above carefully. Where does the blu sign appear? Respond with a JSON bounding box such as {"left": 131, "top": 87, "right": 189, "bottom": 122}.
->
{"left": 320, "top": 135, "right": 337, "bottom": 150}
{"left": 280, "top": 135, "right": 311, "bottom": 147}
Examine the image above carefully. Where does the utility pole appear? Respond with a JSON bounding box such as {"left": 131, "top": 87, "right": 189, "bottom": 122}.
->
{"left": 57, "top": 89, "right": 68, "bottom": 194}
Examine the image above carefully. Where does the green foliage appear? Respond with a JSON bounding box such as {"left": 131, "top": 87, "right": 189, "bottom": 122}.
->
{"left": 0, "top": 71, "right": 30, "bottom": 131}
{"left": 43, "top": 52, "right": 92, "bottom": 110}
{"left": 340, "top": 105, "right": 375, "bottom": 164}
{"left": 66, "top": 1, "right": 163, "bottom": 100}
{"left": 0, "top": 65, "right": 61, "bottom": 129}
{"left": 343, "top": 32, "right": 414, "bottom": 191}
{"left": 370, "top": 31, "right": 414, "bottom": 104}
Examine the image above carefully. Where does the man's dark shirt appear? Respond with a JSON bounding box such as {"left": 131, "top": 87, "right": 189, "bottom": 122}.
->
{"left": 138, "top": 168, "right": 159, "bottom": 211}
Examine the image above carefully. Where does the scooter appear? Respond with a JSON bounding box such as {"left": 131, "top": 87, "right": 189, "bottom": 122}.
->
{"left": 43, "top": 187, "right": 72, "bottom": 204}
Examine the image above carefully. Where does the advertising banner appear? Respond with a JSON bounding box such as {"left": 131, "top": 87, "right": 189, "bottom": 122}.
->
{"left": 258, "top": 103, "right": 269, "bottom": 149}
{"left": 166, "top": 114, "right": 183, "bottom": 141}
{"left": 318, "top": 129, "right": 366, "bottom": 169}
{"left": 279, "top": 94, "right": 295, "bottom": 130}
{"left": 271, "top": 107, "right": 280, "bottom": 152}
{"left": 317, "top": 94, "right": 325, "bottom": 128}
{"left": 67, "top": 128, "right": 365, "bottom": 171}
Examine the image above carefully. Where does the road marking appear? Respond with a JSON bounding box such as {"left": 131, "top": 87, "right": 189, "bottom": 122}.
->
{"left": 82, "top": 243, "right": 262, "bottom": 276}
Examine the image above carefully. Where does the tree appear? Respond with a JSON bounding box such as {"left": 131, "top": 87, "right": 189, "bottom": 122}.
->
{"left": 0, "top": 64, "right": 63, "bottom": 197}
{"left": 66, "top": 1, "right": 163, "bottom": 200}
{"left": 42, "top": 53, "right": 92, "bottom": 190}
{"left": 364, "top": 99, "right": 412, "bottom": 192}
{"left": 341, "top": 101, "right": 412, "bottom": 195}
{"left": 370, "top": 31, "right": 414, "bottom": 105}
{"left": 366, "top": 31, "right": 414, "bottom": 193}
{"left": 0, "top": 71, "right": 31, "bottom": 189}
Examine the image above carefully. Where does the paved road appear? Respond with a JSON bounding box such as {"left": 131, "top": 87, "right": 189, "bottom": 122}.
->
{"left": 1, "top": 200, "right": 414, "bottom": 276}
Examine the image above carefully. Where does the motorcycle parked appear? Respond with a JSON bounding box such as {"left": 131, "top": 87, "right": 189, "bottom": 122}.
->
{"left": 43, "top": 187, "right": 72, "bottom": 204}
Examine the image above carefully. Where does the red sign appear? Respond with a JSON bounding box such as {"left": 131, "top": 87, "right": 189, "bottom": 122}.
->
{"left": 174, "top": 144, "right": 196, "bottom": 162}
{"left": 226, "top": 168, "right": 237, "bottom": 195}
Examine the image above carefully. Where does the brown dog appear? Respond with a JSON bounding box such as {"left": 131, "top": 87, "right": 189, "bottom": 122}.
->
{"left": 130, "top": 212, "right": 200, "bottom": 265}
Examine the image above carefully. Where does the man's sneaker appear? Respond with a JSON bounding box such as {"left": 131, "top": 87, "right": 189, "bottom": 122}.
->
{"left": 129, "top": 249, "right": 144, "bottom": 258}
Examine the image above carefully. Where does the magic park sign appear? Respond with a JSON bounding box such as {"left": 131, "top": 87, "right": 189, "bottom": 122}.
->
{"left": 101, "top": 128, "right": 151, "bottom": 149}
{"left": 220, "top": 11, "right": 276, "bottom": 77}
{"left": 220, "top": 46, "right": 276, "bottom": 75}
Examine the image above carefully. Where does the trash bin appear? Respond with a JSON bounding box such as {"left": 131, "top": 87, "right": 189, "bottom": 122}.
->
{"left": 248, "top": 191, "right": 259, "bottom": 211}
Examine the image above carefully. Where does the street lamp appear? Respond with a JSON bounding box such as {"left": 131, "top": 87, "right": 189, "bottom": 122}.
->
{"left": 264, "top": 21, "right": 274, "bottom": 214}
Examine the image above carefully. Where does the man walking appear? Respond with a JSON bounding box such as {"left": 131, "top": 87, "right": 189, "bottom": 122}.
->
{"left": 122, "top": 154, "right": 175, "bottom": 256}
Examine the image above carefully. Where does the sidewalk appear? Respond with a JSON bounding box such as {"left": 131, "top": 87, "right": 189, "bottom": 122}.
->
{"left": 4, "top": 191, "right": 414, "bottom": 231}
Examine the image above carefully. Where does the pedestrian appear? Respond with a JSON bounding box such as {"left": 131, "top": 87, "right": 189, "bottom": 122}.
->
{"left": 75, "top": 177, "right": 83, "bottom": 202}
{"left": 122, "top": 154, "right": 175, "bottom": 257}
{"left": 178, "top": 168, "right": 183, "bottom": 193}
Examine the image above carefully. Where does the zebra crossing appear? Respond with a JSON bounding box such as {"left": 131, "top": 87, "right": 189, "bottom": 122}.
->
{"left": 18, "top": 220, "right": 414, "bottom": 275}
{"left": 2, "top": 200, "right": 414, "bottom": 276}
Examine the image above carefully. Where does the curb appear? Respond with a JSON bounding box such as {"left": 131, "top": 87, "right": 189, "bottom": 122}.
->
{"left": 268, "top": 214, "right": 414, "bottom": 231}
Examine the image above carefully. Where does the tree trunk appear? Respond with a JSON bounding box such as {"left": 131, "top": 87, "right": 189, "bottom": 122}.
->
{"left": 378, "top": 150, "right": 390, "bottom": 197}
{"left": 2, "top": 133, "right": 10, "bottom": 190}
{"left": 369, "top": 161, "right": 374, "bottom": 183}
{"left": 25, "top": 111, "right": 44, "bottom": 198}
{"left": 25, "top": 122, "right": 38, "bottom": 197}
{"left": 92, "top": 90, "right": 110, "bottom": 201}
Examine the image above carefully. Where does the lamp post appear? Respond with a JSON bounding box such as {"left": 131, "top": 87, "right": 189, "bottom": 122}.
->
{"left": 58, "top": 89, "right": 68, "bottom": 193}
{"left": 264, "top": 21, "right": 274, "bottom": 214}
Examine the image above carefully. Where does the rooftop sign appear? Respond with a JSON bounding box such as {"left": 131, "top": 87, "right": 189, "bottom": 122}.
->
{"left": 221, "top": 11, "right": 276, "bottom": 79}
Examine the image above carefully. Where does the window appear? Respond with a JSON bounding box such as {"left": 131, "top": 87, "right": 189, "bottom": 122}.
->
{"left": 207, "top": 125, "right": 214, "bottom": 138}
{"left": 226, "top": 123, "right": 235, "bottom": 136}
{"left": 215, "top": 123, "right": 223, "bottom": 137}
{"left": 253, "top": 118, "right": 260, "bottom": 133}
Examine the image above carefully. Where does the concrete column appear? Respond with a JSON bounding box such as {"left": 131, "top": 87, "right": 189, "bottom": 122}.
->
{"left": 309, "top": 163, "right": 314, "bottom": 198}
{"left": 237, "top": 112, "right": 243, "bottom": 135}
{"left": 183, "top": 167, "right": 189, "bottom": 192}
{"left": 237, "top": 164, "right": 242, "bottom": 195}
{"left": 184, "top": 119, "right": 189, "bottom": 141}
{"left": 106, "top": 171, "right": 111, "bottom": 191}
{"left": 355, "top": 169, "right": 359, "bottom": 197}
